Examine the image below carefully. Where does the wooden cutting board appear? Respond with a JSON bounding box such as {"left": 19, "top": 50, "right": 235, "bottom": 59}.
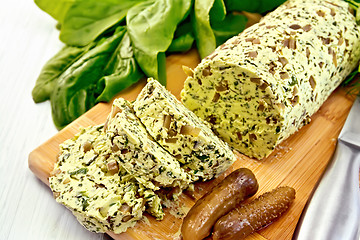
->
{"left": 28, "top": 48, "right": 356, "bottom": 240}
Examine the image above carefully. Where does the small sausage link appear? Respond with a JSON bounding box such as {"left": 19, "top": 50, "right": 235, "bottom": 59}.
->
{"left": 212, "top": 186, "right": 296, "bottom": 240}
{"left": 181, "top": 168, "right": 258, "bottom": 240}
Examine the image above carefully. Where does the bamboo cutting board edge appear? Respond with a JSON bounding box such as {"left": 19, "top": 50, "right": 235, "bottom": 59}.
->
{"left": 28, "top": 49, "right": 357, "bottom": 240}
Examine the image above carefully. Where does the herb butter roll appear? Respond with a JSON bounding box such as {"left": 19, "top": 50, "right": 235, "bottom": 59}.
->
{"left": 105, "top": 98, "right": 192, "bottom": 189}
{"left": 133, "top": 78, "right": 235, "bottom": 181}
{"left": 181, "top": 0, "right": 360, "bottom": 159}
{"left": 49, "top": 126, "right": 164, "bottom": 234}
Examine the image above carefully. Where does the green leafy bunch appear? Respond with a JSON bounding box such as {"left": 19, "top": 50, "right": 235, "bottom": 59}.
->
{"left": 32, "top": 0, "right": 286, "bottom": 129}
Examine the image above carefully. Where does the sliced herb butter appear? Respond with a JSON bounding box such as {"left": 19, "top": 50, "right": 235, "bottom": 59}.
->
{"left": 181, "top": 0, "right": 360, "bottom": 159}
{"left": 133, "top": 78, "right": 235, "bottom": 180}
{"left": 49, "top": 92, "right": 237, "bottom": 233}
{"left": 49, "top": 125, "right": 164, "bottom": 234}
{"left": 104, "top": 98, "right": 192, "bottom": 190}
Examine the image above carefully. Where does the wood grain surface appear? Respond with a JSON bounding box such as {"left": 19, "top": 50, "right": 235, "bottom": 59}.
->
{"left": 28, "top": 48, "right": 356, "bottom": 240}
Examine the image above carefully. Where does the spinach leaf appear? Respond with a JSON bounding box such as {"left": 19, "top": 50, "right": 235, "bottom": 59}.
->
{"left": 167, "top": 32, "right": 194, "bottom": 53}
{"left": 127, "top": 0, "right": 192, "bottom": 85}
{"left": 51, "top": 27, "right": 126, "bottom": 129}
{"left": 60, "top": 0, "right": 140, "bottom": 46}
{"left": 192, "top": 0, "right": 226, "bottom": 59}
{"left": 209, "top": 0, "right": 226, "bottom": 23}
{"left": 167, "top": 21, "right": 194, "bottom": 53}
{"left": 212, "top": 13, "right": 248, "bottom": 46}
{"left": 32, "top": 45, "right": 91, "bottom": 103}
{"left": 224, "top": 0, "right": 286, "bottom": 14}
{"left": 34, "top": 0, "right": 75, "bottom": 23}
{"left": 96, "top": 31, "right": 144, "bottom": 102}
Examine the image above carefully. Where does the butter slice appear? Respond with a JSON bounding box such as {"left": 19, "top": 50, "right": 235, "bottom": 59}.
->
{"left": 134, "top": 78, "right": 235, "bottom": 180}
{"left": 49, "top": 126, "right": 163, "bottom": 234}
{"left": 105, "top": 98, "right": 192, "bottom": 189}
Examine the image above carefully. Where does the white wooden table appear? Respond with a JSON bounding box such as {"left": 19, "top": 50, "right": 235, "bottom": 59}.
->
{"left": 0, "top": 1, "right": 110, "bottom": 239}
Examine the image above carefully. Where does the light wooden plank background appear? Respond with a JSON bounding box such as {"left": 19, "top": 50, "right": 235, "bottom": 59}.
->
{"left": 0, "top": 2, "right": 110, "bottom": 240}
